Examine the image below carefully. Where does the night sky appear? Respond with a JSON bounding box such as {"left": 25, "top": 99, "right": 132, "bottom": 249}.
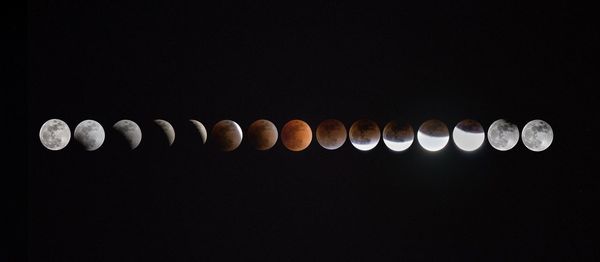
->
{"left": 27, "top": 1, "right": 596, "bottom": 261}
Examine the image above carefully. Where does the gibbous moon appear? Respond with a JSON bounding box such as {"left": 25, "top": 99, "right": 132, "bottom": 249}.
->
{"left": 522, "top": 119, "right": 553, "bottom": 152}
{"left": 417, "top": 119, "right": 449, "bottom": 152}
{"left": 211, "top": 120, "right": 243, "bottom": 151}
{"left": 113, "top": 119, "right": 142, "bottom": 150}
{"left": 349, "top": 119, "right": 380, "bottom": 151}
{"left": 154, "top": 119, "right": 175, "bottom": 146}
{"left": 74, "top": 120, "right": 105, "bottom": 151}
{"left": 39, "top": 119, "right": 71, "bottom": 151}
{"left": 452, "top": 119, "right": 485, "bottom": 151}
{"left": 382, "top": 121, "right": 414, "bottom": 152}
{"left": 487, "top": 119, "right": 519, "bottom": 151}
{"left": 281, "top": 119, "right": 312, "bottom": 151}
{"left": 189, "top": 119, "right": 208, "bottom": 144}
{"left": 316, "top": 119, "right": 347, "bottom": 150}
{"left": 247, "top": 119, "right": 278, "bottom": 150}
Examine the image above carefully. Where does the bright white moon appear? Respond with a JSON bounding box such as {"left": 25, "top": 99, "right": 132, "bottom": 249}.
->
{"left": 522, "top": 119, "right": 553, "bottom": 152}
{"left": 452, "top": 119, "right": 485, "bottom": 151}
{"left": 417, "top": 119, "right": 449, "bottom": 152}
{"left": 487, "top": 119, "right": 519, "bottom": 151}
{"left": 39, "top": 119, "right": 71, "bottom": 151}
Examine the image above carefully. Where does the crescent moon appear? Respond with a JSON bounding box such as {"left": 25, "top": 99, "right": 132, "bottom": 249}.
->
{"left": 189, "top": 119, "right": 208, "bottom": 144}
{"left": 154, "top": 119, "right": 175, "bottom": 146}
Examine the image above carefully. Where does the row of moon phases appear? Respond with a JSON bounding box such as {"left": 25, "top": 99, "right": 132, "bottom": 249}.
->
{"left": 39, "top": 118, "right": 554, "bottom": 152}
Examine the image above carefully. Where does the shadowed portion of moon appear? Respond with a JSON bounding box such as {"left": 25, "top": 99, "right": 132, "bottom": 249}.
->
{"left": 417, "top": 119, "right": 449, "bottom": 152}
{"left": 39, "top": 119, "right": 71, "bottom": 151}
{"left": 189, "top": 119, "right": 208, "bottom": 144}
{"left": 522, "top": 119, "right": 553, "bottom": 152}
{"left": 74, "top": 119, "right": 105, "bottom": 151}
{"left": 316, "top": 119, "right": 347, "bottom": 150}
{"left": 382, "top": 121, "right": 414, "bottom": 152}
{"left": 113, "top": 119, "right": 142, "bottom": 150}
{"left": 452, "top": 119, "right": 485, "bottom": 152}
{"left": 211, "top": 120, "right": 243, "bottom": 151}
{"left": 281, "top": 119, "right": 312, "bottom": 151}
{"left": 349, "top": 119, "right": 380, "bottom": 151}
{"left": 247, "top": 119, "right": 278, "bottom": 150}
{"left": 154, "top": 119, "right": 175, "bottom": 146}
{"left": 487, "top": 119, "right": 519, "bottom": 151}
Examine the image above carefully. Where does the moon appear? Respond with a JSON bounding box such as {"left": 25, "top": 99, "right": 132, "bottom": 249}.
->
{"left": 316, "top": 119, "right": 347, "bottom": 150}
{"left": 113, "top": 119, "right": 142, "bottom": 150}
{"left": 382, "top": 121, "right": 414, "bottom": 152}
{"left": 247, "top": 119, "right": 278, "bottom": 150}
{"left": 189, "top": 119, "right": 208, "bottom": 144}
{"left": 417, "top": 119, "right": 449, "bottom": 152}
{"left": 74, "top": 120, "right": 105, "bottom": 151}
{"left": 522, "top": 119, "right": 553, "bottom": 152}
{"left": 281, "top": 119, "right": 312, "bottom": 151}
{"left": 487, "top": 119, "right": 519, "bottom": 151}
{"left": 154, "top": 119, "right": 175, "bottom": 146}
{"left": 39, "top": 119, "right": 71, "bottom": 151}
{"left": 349, "top": 119, "right": 380, "bottom": 151}
{"left": 452, "top": 119, "right": 485, "bottom": 152}
{"left": 211, "top": 120, "right": 243, "bottom": 151}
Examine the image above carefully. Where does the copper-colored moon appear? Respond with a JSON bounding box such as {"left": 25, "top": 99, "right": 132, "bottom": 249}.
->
{"left": 247, "top": 119, "right": 278, "bottom": 150}
{"left": 349, "top": 119, "right": 381, "bottom": 151}
{"left": 316, "top": 119, "right": 347, "bottom": 150}
{"left": 281, "top": 119, "right": 312, "bottom": 151}
{"left": 210, "top": 120, "right": 243, "bottom": 151}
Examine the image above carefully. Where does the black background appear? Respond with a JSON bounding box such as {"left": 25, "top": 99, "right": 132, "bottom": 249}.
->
{"left": 27, "top": 1, "right": 597, "bottom": 261}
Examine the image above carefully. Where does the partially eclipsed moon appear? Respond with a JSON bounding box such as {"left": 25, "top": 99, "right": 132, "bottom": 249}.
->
{"left": 522, "top": 119, "right": 553, "bottom": 152}
{"left": 154, "top": 119, "right": 175, "bottom": 146}
{"left": 382, "top": 121, "right": 414, "bottom": 152}
{"left": 487, "top": 119, "right": 519, "bottom": 151}
{"left": 113, "top": 119, "right": 142, "bottom": 150}
{"left": 316, "top": 119, "right": 347, "bottom": 150}
{"left": 189, "top": 119, "right": 208, "bottom": 144}
{"left": 39, "top": 119, "right": 71, "bottom": 151}
{"left": 452, "top": 119, "right": 485, "bottom": 152}
{"left": 211, "top": 120, "right": 243, "bottom": 151}
{"left": 349, "top": 119, "right": 380, "bottom": 151}
{"left": 247, "top": 119, "right": 278, "bottom": 150}
{"left": 74, "top": 119, "right": 105, "bottom": 151}
{"left": 417, "top": 119, "right": 449, "bottom": 152}
{"left": 281, "top": 119, "right": 312, "bottom": 151}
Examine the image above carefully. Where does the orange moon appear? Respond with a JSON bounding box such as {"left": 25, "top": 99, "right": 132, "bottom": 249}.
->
{"left": 281, "top": 119, "right": 312, "bottom": 151}
{"left": 247, "top": 119, "right": 278, "bottom": 150}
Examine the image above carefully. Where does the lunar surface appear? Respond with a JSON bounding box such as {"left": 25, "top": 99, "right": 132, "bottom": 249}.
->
{"left": 247, "top": 119, "right": 278, "bottom": 150}
{"left": 522, "top": 119, "right": 553, "bottom": 152}
{"left": 452, "top": 119, "right": 485, "bottom": 151}
{"left": 74, "top": 120, "right": 105, "bottom": 151}
{"left": 189, "top": 119, "right": 208, "bottom": 144}
{"left": 281, "top": 119, "right": 312, "bottom": 151}
{"left": 349, "top": 119, "right": 380, "bottom": 151}
{"left": 154, "top": 119, "right": 175, "bottom": 146}
{"left": 211, "top": 120, "right": 243, "bottom": 151}
{"left": 382, "top": 121, "right": 414, "bottom": 152}
{"left": 316, "top": 119, "right": 347, "bottom": 150}
{"left": 417, "top": 119, "right": 449, "bottom": 152}
{"left": 113, "top": 119, "right": 142, "bottom": 150}
{"left": 39, "top": 119, "right": 71, "bottom": 151}
{"left": 487, "top": 119, "right": 519, "bottom": 151}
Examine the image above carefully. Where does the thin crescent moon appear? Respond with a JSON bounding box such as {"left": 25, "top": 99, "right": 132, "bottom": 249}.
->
{"left": 154, "top": 119, "right": 175, "bottom": 146}
{"left": 189, "top": 119, "right": 208, "bottom": 144}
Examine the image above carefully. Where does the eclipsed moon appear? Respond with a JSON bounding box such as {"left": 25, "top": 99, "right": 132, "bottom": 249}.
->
{"left": 452, "top": 119, "right": 485, "bottom": 152}
{"left": 349, "top": 119, "right": 380, "bottom": 151}
{"left": 382, "top": 121, "right": 414, "bottom": 152}
{"left": 417, "top": 119, "right": 449, "bottom": 152}
{"left": 74, "top": 119, "right": 105, "bottom": 151}
{"left": 247, "top": 119, "right": 278, "bottom": 150}
{"left": 189, "top": 119, "right": 208, "bottom": 144}
{"left": 113, "top": 119, "right": 142, "bottom": 150}
{"left": 154, "top": 119, "right": 175, "bottom": 146}
{"left": 281, "top": 119, "right": 312, "bottom": 151}
{"left": 39, "top": 119, "right": 71, "bottom": 151}
{"left": 316, "top": 119, "right": 347, "bottom": 150}
{"left": 211, "top": 120, "right": 243, "bottom": 151}
{"left": 522, "top": 119, "right": 553, "bottom": 152}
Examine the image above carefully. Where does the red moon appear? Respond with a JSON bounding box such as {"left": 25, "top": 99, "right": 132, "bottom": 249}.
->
{"left": 281, "top": 119, "right": 312, "bottom": 151}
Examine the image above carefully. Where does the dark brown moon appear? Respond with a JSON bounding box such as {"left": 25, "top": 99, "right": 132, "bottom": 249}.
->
{"left": 247, "top": 119, "right": 278, "bottom": 150}
{"left": 210, "top": 120, "right": 243, "bottom": 151}
{"left": 281, "top": 119, "right": 312, "bottom": 151}
{"left": 316, "top": 119, "right": 347, "bottom": 150}
{"left": 349, "top": 119, "right": 380, "bottom": 151}
{"left": 382, "top": 121, "right": 414, "bottom": 152}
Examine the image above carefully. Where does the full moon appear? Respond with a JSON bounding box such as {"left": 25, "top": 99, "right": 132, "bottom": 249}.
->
{"left": 417, "top": 119, "right": 449, "bottom": 152}
{"left": 247, "top": 119, "right": 278, "bottom": 150}
{"left": 382, "top": 121, "right": 414, "bottom": 152}
{"left": 316, "top": 119, "right": 347, "bottom": 150}
{"left": 39, "top": 119, "right": 71, "bottom": 151}
{"left": 487, "top": 119, "right": 519, "bottom": 151}
{"left": 349, "top": 119, "right": 380, "bottom": 151}
{"left": 522, "top": 119, "right": 553, "bottom": 152}
{"left": 211, "top": 120, "right": 243, "bottom": 151}
{"left": 189, "top": 119, "right": 208, "bottom": 144}
{"left": 74, "top": 120, "right": 105, "bottom": 151}
{"left": 154, "top": 119, "right": 175, "bottom": 146}
{"left": 281, "top": 119, "right": 312, "bottom": 151}
{"left": 452, "top": 119, "right": 485, "bottom": 152}
{"left": 113, "top": 119, "right": 142, "bottom": 150}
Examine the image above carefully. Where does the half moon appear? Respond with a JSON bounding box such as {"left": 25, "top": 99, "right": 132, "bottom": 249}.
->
{"left": 349, "top": 119, "right": 380, "bottom": 151}
{"left": 281, "top": 119, "right": 312, "bottom": 151}
{"left": 247, "top": 119, "right": 278, "bottom": 150}
{"left": 39, "top": 119, "right": 71, "bottom": 151}
{"left": 113, "top": 119, "right": 142, "bottom": 150}
{"left": 211, "top": 120, "right": 243, "bottom": 151}
{"left": 189, "top": 119, "right": 208, "bottom": 144}
{"left": 74, "top": 119, "right": 105, "bottom": 151}
{"left": 452, "top": 119, "right": 485, "bottom": 152}
{"left": 417, "top": 119, "right": 449, "bottom": 152}
{"left": 316, "top": 119, "right": 347, "bottom": 150}
{"left": 382, "top": 121, "right": 414, "bottom": 152}
{"left": 154, "top": 119, "right": 175, "bottom": 146}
